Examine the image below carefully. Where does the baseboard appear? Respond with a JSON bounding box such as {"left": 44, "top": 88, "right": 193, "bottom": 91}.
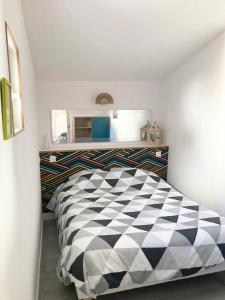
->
{"left": 36, "top": 216, "right": 43, "bottom": 300}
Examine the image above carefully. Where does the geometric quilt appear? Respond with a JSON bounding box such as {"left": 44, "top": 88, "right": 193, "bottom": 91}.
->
{"left": 48, "top": 168, "right": 225, "bottom": 299}
{"left": 40, "top": 146, "right": 168, "bottom": 212}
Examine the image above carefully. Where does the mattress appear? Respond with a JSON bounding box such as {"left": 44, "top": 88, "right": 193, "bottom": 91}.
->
{"left": 48, "top": 168, "right": 225, "bottom": 299}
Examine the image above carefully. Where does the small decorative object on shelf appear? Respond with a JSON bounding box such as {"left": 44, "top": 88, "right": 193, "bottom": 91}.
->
{"left": 113, "top": 109, "right": 118, "bottom": 119}
{"left": 95, "top": 93, "right": 113, "bottom": 105}
{"left": 140, "top": 121, "right": 161, "bottom": 145}
{"left": 43, "top": 134, "right": 50, "bottom": 150}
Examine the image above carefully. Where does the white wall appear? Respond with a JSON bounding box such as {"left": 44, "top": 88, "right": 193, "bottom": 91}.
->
{"left": 162, "top": 32, "right": 225, "bottom": 214}
{"left": 0, "top": 1, "right": 41, "bottom": 300}
{"left": 37, "top": 81, "right": 161, "bottom": 146}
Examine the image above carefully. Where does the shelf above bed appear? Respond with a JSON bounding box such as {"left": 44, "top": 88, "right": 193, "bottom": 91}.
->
{"left": 40, "top": 142, "right": 168, "bottom": 152}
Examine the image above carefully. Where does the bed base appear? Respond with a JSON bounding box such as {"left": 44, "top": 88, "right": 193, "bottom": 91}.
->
{"left": 82, "top": 277, "right": 225, "bottom": 300}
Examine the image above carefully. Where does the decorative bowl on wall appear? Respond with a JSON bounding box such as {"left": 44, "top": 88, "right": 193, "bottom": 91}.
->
{"left": 95, "top": 93, "right": 113, "bottom": 105}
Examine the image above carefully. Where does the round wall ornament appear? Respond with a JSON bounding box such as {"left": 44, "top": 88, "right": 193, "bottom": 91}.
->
{"left": 95, "top": 93, "right": 113, "bottom": 105}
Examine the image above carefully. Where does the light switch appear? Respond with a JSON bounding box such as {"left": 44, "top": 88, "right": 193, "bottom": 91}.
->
{"left": 156, "top": 151, "right": 162, "bottom": 158}
{"left": 49, "top": 155, "right": 57, "bottom": 162}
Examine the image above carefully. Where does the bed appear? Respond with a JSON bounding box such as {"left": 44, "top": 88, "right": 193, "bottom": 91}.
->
{"left": 48, "top": 167, "right": 225, "bottom": 299}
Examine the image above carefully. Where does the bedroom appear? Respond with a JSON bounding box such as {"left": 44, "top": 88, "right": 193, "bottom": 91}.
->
{"left": 1, "top": 1, "right": 225, "bottom": 300}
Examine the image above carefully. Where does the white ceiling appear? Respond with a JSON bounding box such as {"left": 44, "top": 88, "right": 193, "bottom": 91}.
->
{"left": 21, "top": 0, "right": 225, "bottom": 81}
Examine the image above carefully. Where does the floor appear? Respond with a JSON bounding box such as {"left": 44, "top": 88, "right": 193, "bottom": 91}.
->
{"left": 39, "top": 219, "right": 225, "bottom": 300}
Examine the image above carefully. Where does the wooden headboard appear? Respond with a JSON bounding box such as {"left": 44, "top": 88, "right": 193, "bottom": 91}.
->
{"left": 40, "top": 146, "right": 169, "bottom": 212}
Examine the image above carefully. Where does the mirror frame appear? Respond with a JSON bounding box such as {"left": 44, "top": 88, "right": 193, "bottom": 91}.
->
{"left": 5, "top": 22, "right": 24, "bottom": 136}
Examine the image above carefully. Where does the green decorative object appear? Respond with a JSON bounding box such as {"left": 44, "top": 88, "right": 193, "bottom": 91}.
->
{"left": 1, "top": 78, "right": 14, "bottom": 140}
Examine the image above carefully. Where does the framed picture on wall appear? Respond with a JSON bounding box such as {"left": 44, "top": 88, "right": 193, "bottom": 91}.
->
{"left": 5, "top": 22, "right": 24, "bottom": 135}
{"left": 1, "top": 78, "right": 14, "bottom": 140}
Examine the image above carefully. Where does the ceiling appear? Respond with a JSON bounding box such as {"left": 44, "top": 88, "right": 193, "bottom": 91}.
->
{"left": 21, "top": 0, "right": 225, "bottom": 81}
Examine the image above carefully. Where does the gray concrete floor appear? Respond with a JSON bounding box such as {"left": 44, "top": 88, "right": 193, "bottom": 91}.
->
{"left": 39, "top": 219, "right": 225, "bottom": 300}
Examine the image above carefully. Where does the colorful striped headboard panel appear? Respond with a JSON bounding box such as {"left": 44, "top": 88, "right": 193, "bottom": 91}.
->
{"left": 40, "top": 146, "right": 169, "bottom": 212}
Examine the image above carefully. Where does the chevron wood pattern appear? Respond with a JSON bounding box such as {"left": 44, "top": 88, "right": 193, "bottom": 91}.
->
{"left": 40, "top": 146, "right": 169, "bottom": 212}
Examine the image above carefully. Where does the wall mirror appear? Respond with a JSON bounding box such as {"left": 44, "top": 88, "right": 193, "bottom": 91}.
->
{"left": 5, "top": 22, "right": 24, "bottom": 135}
{"left": 51, "top": 109, "right": 154, "bottom": 144}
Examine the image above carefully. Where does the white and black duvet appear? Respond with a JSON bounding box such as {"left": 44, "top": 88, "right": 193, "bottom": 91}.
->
{"left": 48, "top": 168, "right": 225, "bottom": 299}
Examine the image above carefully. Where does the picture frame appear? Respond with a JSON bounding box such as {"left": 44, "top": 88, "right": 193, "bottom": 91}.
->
{"left": 1, "top": 78, "right": 14, "bottom": 140}
{"left": 5, "top": 22, "right": 24, "bottom": 135}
